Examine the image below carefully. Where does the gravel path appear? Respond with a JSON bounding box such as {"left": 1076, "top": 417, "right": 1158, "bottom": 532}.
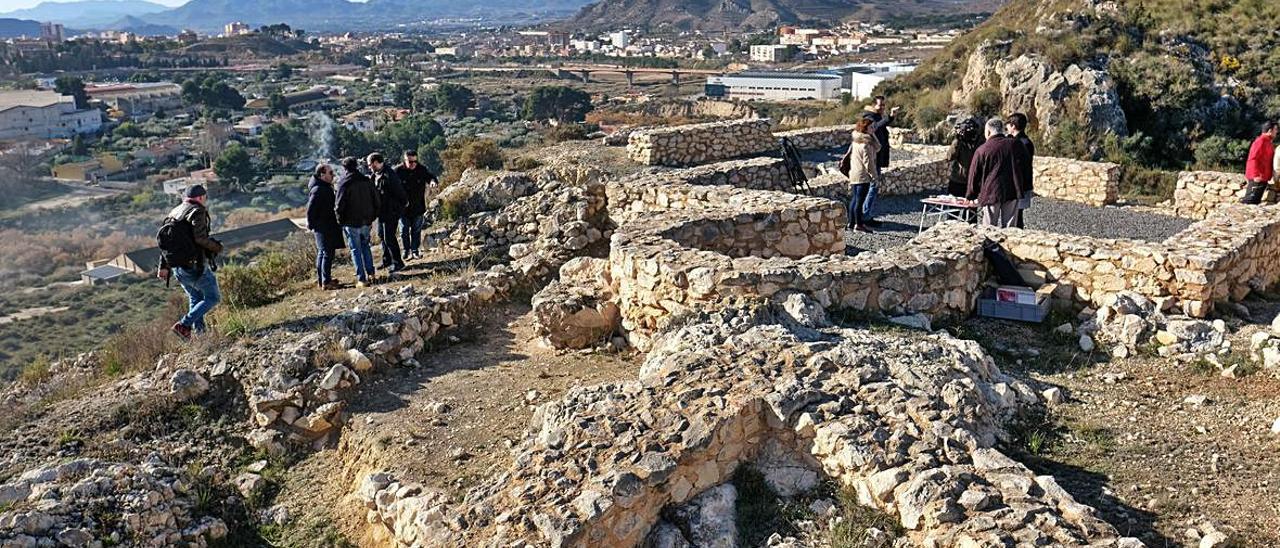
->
{"left": 843, "top": 192, "right": 1194, "bottom": 254}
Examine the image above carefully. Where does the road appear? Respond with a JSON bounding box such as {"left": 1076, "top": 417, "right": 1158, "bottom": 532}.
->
{"left": 18, "top": 181, "right": 125, "bottom": 213}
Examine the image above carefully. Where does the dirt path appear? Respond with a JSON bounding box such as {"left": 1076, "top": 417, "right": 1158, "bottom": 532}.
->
{"left": 961, "top": 307, "right": 1280, "bottom": 546}
{"left": 274, "top": 302, "right": 639, "bottom": 546}
{"left": 18, "top": 182, "right": 122, "bottom": 212}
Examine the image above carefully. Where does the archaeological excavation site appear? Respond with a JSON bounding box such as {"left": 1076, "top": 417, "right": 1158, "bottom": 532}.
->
{"left": 4, "top": 118, "right": 1280, "bottom": 548}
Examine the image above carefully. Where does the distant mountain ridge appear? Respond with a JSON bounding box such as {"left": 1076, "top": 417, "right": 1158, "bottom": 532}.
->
{"left": 0, "top": 0, "right": 170, "bottom": 28}
{"left": 0, "top": 18, "right": 44, "bottom": 38}
{"left": 566, "top": 0, "right": 1007, "bottom": 31}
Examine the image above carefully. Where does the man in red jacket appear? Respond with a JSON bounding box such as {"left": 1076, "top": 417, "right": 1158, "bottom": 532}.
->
{"left": 1242, "top": 121, "right": 1278, "bottom": 204}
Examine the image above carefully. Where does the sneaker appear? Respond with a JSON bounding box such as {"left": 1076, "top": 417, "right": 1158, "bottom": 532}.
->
{"left": 855, "top": 224, "right": 875, "bottom": 234}
{"left": 355, "top": 280, "right": 367, "bottom": 288}
{"left": 864, "top": 219, "right": 883, "bottom": 228}
{"left": 171, "top": 322, "right": 193, "bottom": 340}
{"left": 323, "top": 280, "right": 341, "bottom": 290}
{"left": 389, "top": 263, "right": 405, "bottom": 273}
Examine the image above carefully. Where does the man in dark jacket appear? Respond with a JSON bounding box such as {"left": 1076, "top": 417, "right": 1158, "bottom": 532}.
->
{"left": 947, "top": 117, "right": 984, "bottom": 198}
{"left": 1006, "top": 112, "right": 1035, "bottom": 227}
{"left": 860, "top": 96, "right": 900, "bottom": 227}
{"left": 335, "top": 156, "right": 379, "bottom": 286}
{"left": 966, "top": 118, "right": 1029, "bottom": 228}
{"left": 394, "top": 150, "right": 438, "bottom": 261}
{"left": 368, "top": 152, "right": 407, "bottom": 273}
{"left": 157, "top": 184, "right": 223, "bottom": 339}
{"left": 307, "top": 164, "right": 345, "bottom": 290}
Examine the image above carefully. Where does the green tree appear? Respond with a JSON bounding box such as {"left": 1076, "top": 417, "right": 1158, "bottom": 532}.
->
{"left": 522, "top": 85, "right": 593, "bottom": 123}
{"left": 260, "top": 122, "right": 306, "bottom": 167}
{"left": 54, "top": 76, "right": 88, "bottom": 109}
{"left": 268, "top": 92, "right": 289, "bottom": 117}
{"left": 114, "top": 122, "right": 143, "bottom": 138}
{"left": 213, "top": 143, "right": 256, "bottom": 191}
{"left": 71, "top": 134, "right": 87, "bottom": 156}
{"left": 393, "top": 81, "right": 416, "bottom": 110}
{"left": 433, "top": 83, "right": 474, "bottom": 117}
{"left": 274, "top": 64, "right": 293, "bottom": 79}
{"left": 381, "top": 114, "right": 446, "bottom": 159}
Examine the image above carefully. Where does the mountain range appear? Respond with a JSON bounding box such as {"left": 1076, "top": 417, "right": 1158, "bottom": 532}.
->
{"left": 566, "top": 0, "right": 1008, "bottom": 31}
{"left": 0, "top": 0, "right": 170, "bottom": 29}
{"left": 1, "top": 0, "right": 1001, "bottom": 34}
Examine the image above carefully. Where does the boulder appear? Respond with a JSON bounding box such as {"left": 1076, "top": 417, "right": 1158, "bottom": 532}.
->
{"left": 666, "top": 483, "right": 737, "bottom": 548}
{"left": 169, "top": 369, "right": 209, "bottom": 401}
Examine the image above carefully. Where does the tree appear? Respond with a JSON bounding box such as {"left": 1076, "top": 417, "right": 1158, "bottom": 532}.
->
{"left": 260, "top": 122, "right": 306, "bottom": 167}
{"left": 213, "top": 143, "right": 256, "bottom": 191}
{"left": 194, "top": 122, "right": 231, "bottom": 168}
{"left": 381, "top": 114, "right": 446, "bottom": 159}
{"left": 71, "top": 134, "right": 88, "bottom": 156}
{"left": 114, "top": 122, "right": 143, "bottom": 138}
{"left": 274, "top": 64, "right": 293, "bottom": 79}
{"left": 393, "top": 81, "right": 415, "bottom": 110}
{"left": 54, "top": 76, "right": 88, "bottom": 109}
{"left": 433, "top": 83, "right": 474, "bottom": 117}
{"left": 440, "top": 139, "right": 502, "bottom": 184}
{"left": 268, "top": 92, "right": 289, "bottom": 117}
{"left": 522, "top": 85, "right": 594, "bottom": 123}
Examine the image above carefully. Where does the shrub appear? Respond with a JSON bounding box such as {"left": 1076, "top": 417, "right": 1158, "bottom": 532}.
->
{"left": 218, "top": 235, "right": 315, "bottom": 308}
{"left": 218, "top": 264, "right": 275, "bottom": 308}
{"left": 968, "top": 88, "right": 1003, "bottom": 118}
{"left": 545, "top": 124, "right": 590, "bottom": 142}
{"left": 98, "top": 306, "right": 182, "bottom": 378}
{"left": 18, "top": 354, "right": 51, "bottom": 385}
{"left": 439, "top": 194, "right": 469, "bottom": 222}
{"left": 1193, "top": 135, "right": 1250, "bottom": 172}
{"left": 506, "top": 157, "right": 542, "bottom": 172}
{"left": 1120, "top": 165, "right": 1177, "bottom": 203}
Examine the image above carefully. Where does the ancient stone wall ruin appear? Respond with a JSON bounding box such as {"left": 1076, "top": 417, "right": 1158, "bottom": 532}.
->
{"left": 774, "top": 124, "right": 857, "bottom": 150}
{"left": 1170, "top": 170, "right": 1273, "bottom": 219}
{"left": 1031, "top": 156, "right": 1120, "bottom": 206}
{"left": 627, "top": 119, "right": 777, "bottom": 167}
{"left": 991, "top": 203, "right": 1280, "bottom": 317}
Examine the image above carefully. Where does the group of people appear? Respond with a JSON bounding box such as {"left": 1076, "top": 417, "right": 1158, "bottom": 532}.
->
{"left": 842, "top": 95, "right": 899, "bottom": 232}
{"left": 156, "top": 150, "right": 439, "bottom": 341}
{"left": 953, "top": 113, "right": 1036, "bottom": 228}
{"left": 307, "top": 150, "right": 440, "bottom": 289}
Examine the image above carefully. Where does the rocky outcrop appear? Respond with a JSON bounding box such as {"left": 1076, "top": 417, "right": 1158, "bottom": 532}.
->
{"left": 953, "top": 40, "right": 1128, "bottom": 142}
{"left": 532, "top": 257, "right": 622, "bottom": 349}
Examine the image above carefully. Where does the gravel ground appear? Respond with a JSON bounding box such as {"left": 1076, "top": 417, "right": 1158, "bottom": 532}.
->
{"left": 843, "top": 192, "right": 1194, "bottom": 254}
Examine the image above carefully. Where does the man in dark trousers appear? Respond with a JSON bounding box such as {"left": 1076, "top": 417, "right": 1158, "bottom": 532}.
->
{"left": 335, "top": 156, "right": 379, "bottom": 287}
{"left": 394, "top": 150, "right": 438, "bottom": 261}
{"left": 967, "top": 118, "right": 1030, "bottom": 228}
{"left": 1006, "top": 112, "right": 1035, "bottom": 227}
{"left": 367, "top": 152, "right": 407, "bottom": 273}
{"left": 1243, "top": 121, "right": 1278, "bottom": 204}
{"left": 157, "top": 184, "right": 223, "bottom": 339}
{"left": 307, "top": 163, "right": 345, "bottom": 290}
{"left": 861, "top": 95, "right": 900, "bottom": 227}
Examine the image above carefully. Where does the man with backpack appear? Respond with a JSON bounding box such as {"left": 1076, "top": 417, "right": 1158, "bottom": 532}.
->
{"left": 156, "top": 185, "right": 223, "bottom": 339}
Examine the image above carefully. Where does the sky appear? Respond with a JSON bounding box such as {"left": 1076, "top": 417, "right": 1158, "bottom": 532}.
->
{"left": 0, "top": 0, "right": 191, "bottom": 12}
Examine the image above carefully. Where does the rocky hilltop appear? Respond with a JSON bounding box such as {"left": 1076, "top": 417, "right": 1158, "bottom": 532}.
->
{"left": 882, "top": 0, "right": 1280, "bottom": 166}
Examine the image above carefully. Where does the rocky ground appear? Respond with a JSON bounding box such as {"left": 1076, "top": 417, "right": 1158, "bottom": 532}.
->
{"left": 270, "top": 302, "right": 639, "bottom": 545}
{"left": 952, "top": 297, "right": 1280, "bottom": 546}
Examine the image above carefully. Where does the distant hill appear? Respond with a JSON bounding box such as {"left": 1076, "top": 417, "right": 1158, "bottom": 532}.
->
{"left": 0, "top": 0, "right": 169, "bottom": 29}
{"left": 101, "top": 14, "right": 177, "bottom": 35}
{"left": 0, "top": 18, "right": 43, "bottom": 38}
{"left": 565, "top": 0, "right": 1006, "bottom": 31}
{"left": 137, "top": 0, "right": 595, "bottom": 33}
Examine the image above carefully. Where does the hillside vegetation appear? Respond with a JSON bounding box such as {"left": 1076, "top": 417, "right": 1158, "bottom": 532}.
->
{"left": 879, "top": 0, "right": 1280, "bottom": 174}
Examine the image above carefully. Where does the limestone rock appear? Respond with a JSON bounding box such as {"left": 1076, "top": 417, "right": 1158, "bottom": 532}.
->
{"left": 169, "top": 369, "right": 209, "bottom": 401}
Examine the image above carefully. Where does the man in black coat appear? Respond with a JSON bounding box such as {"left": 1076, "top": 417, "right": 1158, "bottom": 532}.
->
{"left": 368, "top": 152, "right": 407, "bottom": 273}
{"left": 307, "top": 164, "right": 345, "bottom": 290}
{"left": 335, "top": 156, "right": 379, "bottom": 286}
{"left": 966, "top": 118, "right": 1030, "bottom": 228}
{"left": 1006, "top": 112, "right": 1036, "bottom": 228}
{"left": 394, "top": 150, "right": 438, "bottom": 261}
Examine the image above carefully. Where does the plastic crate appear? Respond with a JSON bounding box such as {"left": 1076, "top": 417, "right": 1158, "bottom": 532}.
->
{"left": 977, "top": 291, "right": 1049, "bottom": 323}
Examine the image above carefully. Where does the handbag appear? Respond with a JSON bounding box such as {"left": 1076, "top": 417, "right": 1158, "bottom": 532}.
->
{"left": 838, "top": 149, "right": 852, "bottom": 177}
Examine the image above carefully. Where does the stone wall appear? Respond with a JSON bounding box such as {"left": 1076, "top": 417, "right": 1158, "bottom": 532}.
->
{"left": 774, "top": 124, "right": 857, "bottom": 151}
{"left": 989, "top": 203, "right": 1280, "bottom": 317}
{"left": 627, "top": 119, "right": 777, "bottom": 167}
{"left": 355, "top": 309, "right": 1138, "bottom": 547}
{"left": 1170, "top": 170, "right": 1271, "bottom": 219}
{"left": 1031, "top": 156, "right": 1120, "bottom": 207}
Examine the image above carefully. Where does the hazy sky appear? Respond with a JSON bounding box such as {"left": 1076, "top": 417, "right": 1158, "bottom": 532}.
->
{"left": 1, "top": 0, "right": 191, "bottom": 12}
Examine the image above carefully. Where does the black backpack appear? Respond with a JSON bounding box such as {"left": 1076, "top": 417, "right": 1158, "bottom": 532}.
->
{"left": 157, "top": 214, "right": 199, "bottom": 269}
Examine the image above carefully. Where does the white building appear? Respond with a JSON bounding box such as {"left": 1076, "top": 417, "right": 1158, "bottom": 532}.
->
{"left": 609, "top": 31, "right": 630, "bottom": 49}
{"left": 704, "top": 72, "right": 843, "bottom": 102}
{"left": 223, "top": 22, "right": 251, "bottom": 36}
{"left": 831, "top": 63, "right": 916, "bottom": 98}
{"left": 0, "top": 90, "right": 102, "bottom": 140}
{"left": 749, "top": 44, "right": 792, "bottom": 63}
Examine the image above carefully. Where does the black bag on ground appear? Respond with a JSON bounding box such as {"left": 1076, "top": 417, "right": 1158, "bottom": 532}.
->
{"left": 157, "top": 216, "right": 199, "bottom": 269}
{"left": 982, "top": 238, "right": 1026, "bottom": 286}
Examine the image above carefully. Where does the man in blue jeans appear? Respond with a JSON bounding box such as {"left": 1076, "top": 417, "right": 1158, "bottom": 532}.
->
{"left": 335, "top": 156, "right": 380, "bottom": 287}
{"left": 394, "top": 150, "right": 438, "bottom": 261}
{"left": 157, "top": 185, "right": 223, "bottom": 339}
